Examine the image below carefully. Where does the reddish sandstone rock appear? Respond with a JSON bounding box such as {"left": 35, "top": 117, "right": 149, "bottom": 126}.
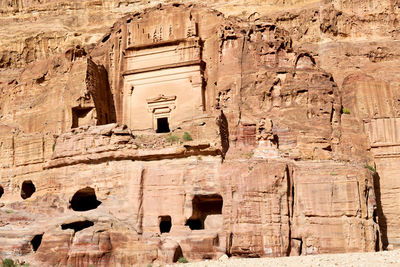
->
{"left": 0, "top": 3, "right": 390, "bottom": 267}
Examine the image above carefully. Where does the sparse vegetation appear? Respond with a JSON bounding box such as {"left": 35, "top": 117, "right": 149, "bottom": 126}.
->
{"left": 177, "top": 257, "right": 188, "bottom": 263}
{"left": 52, "top": 142, "right": 56, "bottom": 152}
{"left": 1, "top": 259, "right": 14, "bottom": 267}
{"left": 182, "top": 132, "right": 193, "bottom": 142}
{"left": 1, "top": 259, "right": 29, "bottom": 267}
{"left": 5, "top": 210, "right": 13, "bottom": 214}
{"left": 364, "top": 164, "right": 377, "bottom": 173}
{"left": 342, "top": 107, "right": 351, "bottom": 114}
{"left": 244, "top": 151, "right": 254, "bottom": 159}
{"left": 165, "top": 133, "right": 180, "bottom": 144}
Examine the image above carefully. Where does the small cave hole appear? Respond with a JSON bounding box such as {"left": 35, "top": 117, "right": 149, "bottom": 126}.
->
{"left": 0, "top": 185, "right": 3, "bottom": 198}
{"left": 71, "top": 107, "right": 93, "bottom": 128}
{"left": 185, "top": 194, "right": 223, "bottom": 230}
{"left": 185, "top": 219, "right": 203, "bottom": 230}
{"left": 70, "top": 187, "right": 101, "bottom": 211}
{"left": 21, "top": 180, "right": 36, "bottom": 199}
{"left": 36, "top": 74, "right": 45, "bottom": 84}
{"left": 322, "top": 145, "right": 332, "bottom": 151}
{"left": 61, "top": 220, "right": 94, "bottom": 232}
{"left": 159, "top": 215, "right": 172, "bottom": 233}
{"left": 156, "top": 117, "right": 170, "bottom": 133}
{"left": 31, "top": 234, "right": 43, "bottom": 252}
{"left": 173, "top": 245, "right": 183, "bottom": 263}
{"left": 102, "top": 34, "right": 110, "bottom": 43}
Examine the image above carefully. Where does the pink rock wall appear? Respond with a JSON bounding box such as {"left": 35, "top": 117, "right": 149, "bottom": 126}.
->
{"left": 0, "top": 3, "right": 394, "bottom": 267}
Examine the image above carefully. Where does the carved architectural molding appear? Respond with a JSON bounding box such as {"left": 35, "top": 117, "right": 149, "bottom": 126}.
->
{"left": 145, "top": 95, "right": 177, "bottom": 130}
{"left": 147, "top": 95, "right": 176, "bottom": 110}
{"left": 121, "top": 16, "right": 204, "bottom": 131}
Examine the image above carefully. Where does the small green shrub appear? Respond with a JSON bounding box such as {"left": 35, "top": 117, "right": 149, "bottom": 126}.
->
{"left": 342, "top": 107, "right": 351, "bottom": 114}
{"left": 146, "top": 264, "right": 152, "bottom": 267}
{"left": 364, "top": 164, "right": 377, "bottom": 173}
{"left": 182, "top": 132, "right": 193, "bottom": 142}
{"left": 0, "top": 258, "right": 29, "bottom": 267}
{"left": 5, "top": 210, "right": 13, "bottom": 214}
{"left": 2, "top": 259, "right": 15, "bottom": 267}
{"left": 177, "top": 257, "right": 188, "bottom": 263}
{"left": 88, "top": 265, "right": 96, "bottom": 267}
{"left": 245, "top": 152, "right": 254, "bottom": 159}
{"left": 52, "top": 142, "right": 56, "bottom": 152}
{"left": 165, "top": 133, "right": 180, "bottom": 144}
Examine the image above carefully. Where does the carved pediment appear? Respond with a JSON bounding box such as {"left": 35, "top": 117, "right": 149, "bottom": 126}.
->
{"left": 146, "top": 95, "right": 176, "bottom": 104}
{"left": 146, "top": 95, "right": 177, "bottom": 113}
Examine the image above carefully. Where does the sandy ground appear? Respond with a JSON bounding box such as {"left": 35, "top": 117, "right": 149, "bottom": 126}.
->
{"left": 166, "top": 250, "right": 400, "bottom": 267}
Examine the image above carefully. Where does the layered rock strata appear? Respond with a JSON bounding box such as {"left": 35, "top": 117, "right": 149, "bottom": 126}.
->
{"left": 0, "top": 3, "right": 391, "bottom": 267}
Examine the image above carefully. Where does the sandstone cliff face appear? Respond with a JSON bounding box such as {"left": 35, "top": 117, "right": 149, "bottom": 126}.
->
{"left": 0, "top": 125, "right": 378, "bottom": 266}
{"left": 0, "top": 1, "right": 396, "bottom": 266}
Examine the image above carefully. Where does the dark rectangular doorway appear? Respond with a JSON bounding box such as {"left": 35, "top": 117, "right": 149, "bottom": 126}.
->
{"left": 156, "top": 117, "right": 170, "bottom": 133}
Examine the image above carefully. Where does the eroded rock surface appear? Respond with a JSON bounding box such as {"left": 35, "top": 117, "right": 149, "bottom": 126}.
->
{"left": 0, "top": 2, "right": 396, "bottom": 267}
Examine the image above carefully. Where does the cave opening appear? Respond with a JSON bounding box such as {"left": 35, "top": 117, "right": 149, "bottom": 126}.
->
{"left": 185, "top": 219, "right": 203, "bottom": 230}
{"left": 185, "top": 194, "right": 223, "bottom": 230}
{"left": 159, "top": 215, "right": 172, "bottom": 233}
{"left": 172, "top": 245, "right": 183, "bottom": 263}
{"left": 71, "top": 107, "right": 93, "bottom": 128}
{"left": 21, "top": 180, "right": 36, "bottom": 199}
{"left": 61, "top": 220, "right": 94, "bottom": 232}
{"left": 156, "top": 117, "right": 170, "bottom": 133}
{"left": 70, "top": 187, "right": 101, "bottom": 211}
{"left": 31, "top": 234, "right": 43, "bottom": 252}
{"left": 0, "top": 185, "right": 3, "bottom": 198}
